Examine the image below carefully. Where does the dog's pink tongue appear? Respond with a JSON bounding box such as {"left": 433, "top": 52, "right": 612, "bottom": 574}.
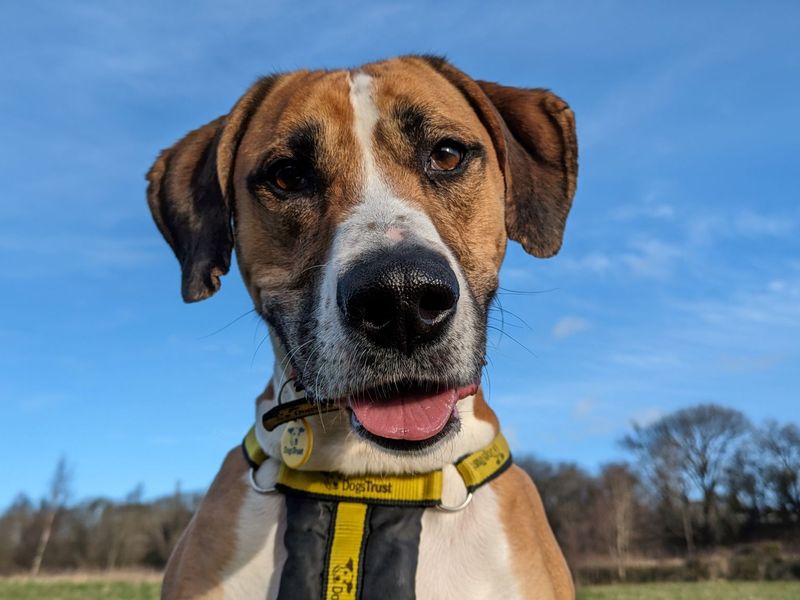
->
{"left": 350, "top": 389, "right": 458, "bottom": 441}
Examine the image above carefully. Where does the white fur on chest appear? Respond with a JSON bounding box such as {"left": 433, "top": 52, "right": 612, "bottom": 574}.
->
{"left": 221, "top": 460, "right": 287, "bottom": 600}
{"left": 416, "top": 469, "right": 522, "bottom": 600}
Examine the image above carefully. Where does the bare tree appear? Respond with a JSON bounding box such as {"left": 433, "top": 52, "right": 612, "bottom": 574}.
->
{"left": 517, "top": 457, "right": 599, "bottom": 563}
{"left": 597, "top": 464, "right": 638, "bottom": 579}
{"left": 622, "top": 404, "right": 750, "bottom": 549}
{"left": 759, "top": 421, "right": 800, "bottom": 520}
{"left": 30, "top": 456, "right": 72, "bottom": 576}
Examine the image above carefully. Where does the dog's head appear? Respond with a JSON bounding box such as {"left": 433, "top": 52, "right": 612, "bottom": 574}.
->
{"left": 147, "top": 56, "right": 577, "bottom": 464}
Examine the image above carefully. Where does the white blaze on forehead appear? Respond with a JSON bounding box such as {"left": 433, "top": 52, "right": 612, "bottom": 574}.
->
{"left": 349, "top": 72, "right": 381, "bottom": 177}
{"left": 342, "top": 71, "right": 444, "bottom": 266}
{"left": 347, "top": 71, "right": 398, "bottom": 225}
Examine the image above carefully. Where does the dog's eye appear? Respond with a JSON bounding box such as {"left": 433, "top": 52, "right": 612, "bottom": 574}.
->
{"left": 265, "top": 159, "right": 312, "bottom": 194}
{"left": 429, "top": 141, "right": 465, "bottom": 172}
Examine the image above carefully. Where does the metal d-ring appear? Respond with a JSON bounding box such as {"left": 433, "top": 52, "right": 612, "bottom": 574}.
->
{"left": 248, "top": 467, "right": 278, "bottom": 495}
{"left": 436, "top": 491, "right": 473, "bottom": 512}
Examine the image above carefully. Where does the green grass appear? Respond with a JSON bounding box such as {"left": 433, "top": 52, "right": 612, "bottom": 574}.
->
{"left": 1, "top": 579, "right": 799, "bottom": 599}
{"left": 0, "top": 580, "right": 160, "bottom": 600}
{"left": 577, "top": 581, "right": 800, "bottom": 599}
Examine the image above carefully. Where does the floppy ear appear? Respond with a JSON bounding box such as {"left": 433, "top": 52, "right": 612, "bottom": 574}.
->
{"left": 146, "top": 76, "right": 278, "bottom": 302}
{"left": 146, "top": 117, "right": 231, "bottom": 302}
{"left": 477, "top": 81, "right": 578, "bottom": 257}
{"left": 422, "top": 58, "right": 578, "bottom": 257}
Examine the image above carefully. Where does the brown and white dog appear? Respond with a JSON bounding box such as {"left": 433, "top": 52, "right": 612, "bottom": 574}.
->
{"left": 147, "top": 55, "right": 577, "bottom": 599}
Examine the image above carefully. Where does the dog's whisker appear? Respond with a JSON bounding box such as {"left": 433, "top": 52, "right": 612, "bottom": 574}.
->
{"left": 251, "top": 331, "right": 272, "bottom": 367}
{"left": 497, "top": 285, "right": 559, "bottom": 296}
{"left": 198, "top": 308, "right": 257, "bottom": 339}
{"left": 297, "top": 261, "right": 332, "bottom": 277}
{"left": 486, "top": 325, "right": 537, "bottom": 357}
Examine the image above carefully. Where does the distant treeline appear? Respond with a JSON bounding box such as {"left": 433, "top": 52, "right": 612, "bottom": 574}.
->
{"left": 1, "top": 403, "right": 798, "bottom": 583}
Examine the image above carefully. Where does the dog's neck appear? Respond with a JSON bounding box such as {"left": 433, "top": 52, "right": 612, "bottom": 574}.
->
{"left": 252, "top": 332, "right": 498, "bottom": 476}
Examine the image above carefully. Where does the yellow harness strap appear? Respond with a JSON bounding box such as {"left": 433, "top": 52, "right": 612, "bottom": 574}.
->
{"left": 325, "top": 502, "right": 368, "bottom": 600}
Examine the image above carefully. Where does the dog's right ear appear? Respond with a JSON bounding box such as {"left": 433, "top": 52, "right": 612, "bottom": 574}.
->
{"left": 146, "top": 117, "right": 231, "bottom": 303}
{"left": 146, "top": 76, "right": 278, "bottom": 302}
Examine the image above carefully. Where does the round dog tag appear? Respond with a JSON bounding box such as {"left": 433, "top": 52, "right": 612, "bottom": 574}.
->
{"left": 280, "top": 419, "right": 313, "bottom": 468}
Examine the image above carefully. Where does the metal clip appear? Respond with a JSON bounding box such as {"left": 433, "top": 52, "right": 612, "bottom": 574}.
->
{"left": 248, "top": 467, "right": 278, "bottom": 495}
{"left": 436, "top": 491, "right": 473, "bottom": 512}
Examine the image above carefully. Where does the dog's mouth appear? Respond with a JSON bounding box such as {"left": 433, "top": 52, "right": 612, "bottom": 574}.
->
{"left": 345, "top": 380, "right": 479, "bottom": 450}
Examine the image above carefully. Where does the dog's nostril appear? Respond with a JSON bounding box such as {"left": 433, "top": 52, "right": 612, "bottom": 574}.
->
{"left": 349, "top": 288, "right": 395, "bottom": 330}
{"left": 418, "top": 286, "right": 457, "bottom": 325}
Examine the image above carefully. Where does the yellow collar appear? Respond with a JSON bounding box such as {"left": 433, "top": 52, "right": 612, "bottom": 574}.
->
{"left": 242, "top": 427, "right": 512, "bottom": 507}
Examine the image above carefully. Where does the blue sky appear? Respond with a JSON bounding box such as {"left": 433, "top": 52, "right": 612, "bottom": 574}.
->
{"left": 1, "top": 1, "right": 798, "bottom": 507}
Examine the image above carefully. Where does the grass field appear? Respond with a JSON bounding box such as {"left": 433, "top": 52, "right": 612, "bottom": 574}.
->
{"left": 577, "top": 581, "right": 800, "bottom": 599}
{"left": 1, "top": 579, "right": 800, "bottom": 599}
{"left": 0, "top": 579, "right": 159, "bottom": 600}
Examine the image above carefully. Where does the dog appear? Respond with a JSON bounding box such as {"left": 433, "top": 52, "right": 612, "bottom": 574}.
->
{"left": 146, "top": 55, "right": 577, "bottom": 600}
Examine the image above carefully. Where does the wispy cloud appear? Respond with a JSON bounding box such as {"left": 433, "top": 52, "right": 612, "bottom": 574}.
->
{"left": 613, "top": 202, "right": 675, "bottom": 221}
{"left": 688, "top": 210, "right": 796, "bottom": 245}
{"left": 561, "top": 252, "right": 613, "bottom": 275}
{"left": 676, "top": 276, "right": 800, "bottom": 330}
{"left": 734, "top": 210, "right": 795, "bottom": 237}
{"left": 621, "top": 238, "right": 683, "bottom": 278}
{"left": 563, "top": 239, "right": 683, "bottom": 279}
{"left": 717, "top": 354, "right": 786, "bottom": 375}
{"left": 552, "top": 316, "right": 591, "bottom": 339}
{"left": 631, "top": 406, "right": 664, "bottom": 428}
{"left": 609, "top": 352, "right": 682, "bottom": 370}
{"left": 612, "top": 182, "right": 676, "bottom": 222}
{"left": 0, "top": 234, "right": 159, "bottom": 276}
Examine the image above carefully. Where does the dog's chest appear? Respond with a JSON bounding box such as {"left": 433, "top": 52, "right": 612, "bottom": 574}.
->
{"left": 221, "top": 482, "right": 521, "bottom": 600}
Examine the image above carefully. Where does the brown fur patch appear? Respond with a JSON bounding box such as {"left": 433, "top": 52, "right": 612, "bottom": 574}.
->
{"left": 472, "top": 387, "right": 500, "bottom": 431}
{"left": 161, "top": 448, "right": 249, "bottom": 599}
{"left": 492, "top": 465, "right": 575, "bottom": 599}
{"left": 232, "top": 70, "right": 361, "bottom": 312}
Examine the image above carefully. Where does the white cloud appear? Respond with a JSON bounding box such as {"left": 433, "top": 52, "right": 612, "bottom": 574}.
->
{"left": 612, "top": 183, "right": 676, "bottom": 222}
{"left": 562, "top": 252, "right": 613, "bottom": 274}
{"left": 0, "top": 233, "right": 159, "bottom": 276}
{"left": 734, "top": 210, "right": 795, "bottom": 237}
{"left": 717, "top": 354, "right": 785, "bottom": 374}
{"left": 631, "top": 406, "right": 664, "bottom": 428}
{"left": 610, "top": 352, "right": 681, "bottom": 369}
{"left": 613, "top": 202, "right": 675, "bottom": 221}
{"left": 552, "top": 316, "right": 591, "bottom": 339}
{"left": 677, "top": 277, "right": 800, "bottom": 330}
{"left": 688, "top": 210, "right": 795, "bottom": 244}
{"left": 562, "top": 239, "right": 683, "bottom": 279}
{"left": 621, "top": 238, "right": 683, "bottom": 278}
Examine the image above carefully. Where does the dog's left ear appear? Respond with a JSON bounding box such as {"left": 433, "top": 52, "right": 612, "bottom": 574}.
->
{"left": 422, "top": 59, "right": 578, "bottom": 257}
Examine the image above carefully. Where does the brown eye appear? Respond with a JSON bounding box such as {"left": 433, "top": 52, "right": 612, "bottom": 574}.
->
{"left": 429, "top": 142, "right": 465, "bottom": 171}
{"left": 267, "top": 159, "right": 311, "bottom": 193}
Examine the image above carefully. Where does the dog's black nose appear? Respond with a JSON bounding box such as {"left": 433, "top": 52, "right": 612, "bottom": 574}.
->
{"left": 337, "top": 246, "right": 459, "bottom": 354}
